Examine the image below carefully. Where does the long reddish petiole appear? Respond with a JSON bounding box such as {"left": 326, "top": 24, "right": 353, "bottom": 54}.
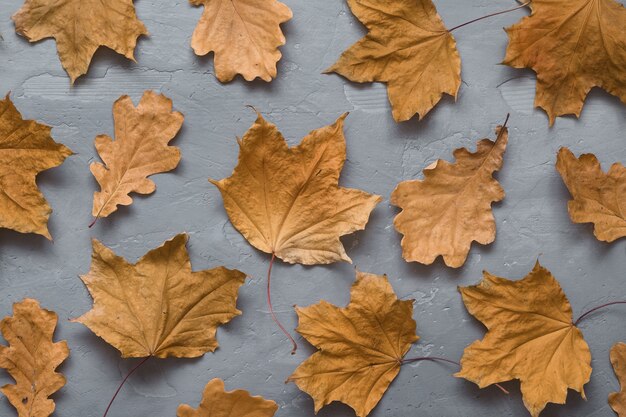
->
{"left": 574, "top": 301, "right": 626, "bottom": 326}
{"left": 102, "top": 356, "right": 151, "bottom": 417}
{"left": 267, "top": 253, "right": 298, "bottom": 354}
{"left": 447, "top": 1, "right": 531, "bottom": 33}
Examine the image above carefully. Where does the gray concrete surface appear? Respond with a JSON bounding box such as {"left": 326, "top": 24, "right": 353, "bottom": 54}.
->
{"left": 1, "top": 1, "right": 626, "bottom": 416}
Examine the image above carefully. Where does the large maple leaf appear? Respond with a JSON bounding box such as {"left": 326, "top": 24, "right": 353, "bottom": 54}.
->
{"left": 12, "top": 0, "right": 148, "bottom": 82}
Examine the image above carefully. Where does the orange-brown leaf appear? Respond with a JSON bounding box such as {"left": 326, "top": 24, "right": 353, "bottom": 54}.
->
{"left": 610, "top": 342, "right": 626, "bottom": 416}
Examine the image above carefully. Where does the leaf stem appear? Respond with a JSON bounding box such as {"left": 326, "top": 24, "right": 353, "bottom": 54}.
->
{"left": 574, "top": 301, "right": 626, "bottom": 326}
{"left": 102, "top": 356, "right": 151, "bottom": 417}
{"left": 447, "top": 1, "right": 531, "bottom": 33}
{"left": 88, "top": 216, "right": 99, "bottom": 228}
{"left": 267, "top": 253, "right": 298, "bottom": 354}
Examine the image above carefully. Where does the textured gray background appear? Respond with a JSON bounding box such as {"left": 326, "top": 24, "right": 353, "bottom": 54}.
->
{"left": 1, "top": 0, "right": 626, "bottom": 416}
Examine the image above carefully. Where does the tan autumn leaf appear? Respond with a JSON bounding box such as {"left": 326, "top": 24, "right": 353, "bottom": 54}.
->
{"left": 74, "top": 234, "right": 246, "bottom": 358}
{"left": 12, "top": 0, "right": 147, "bottom": 82}
{"left": 503, "top": 0, "right": 626, "bottom": 125}
{"left": 456, "top": 262, "right": 592, "bottom": 417}
{"left": 0, "top": 94, "right": 72, "bottom": 239}
{"left": 610, "top": 342, "right": 626, "bottom": 416}
{"left": 90, "top": 91, "right": 184, "bottom": 222}
{"left": 326, "top": 0, "right": 460, "bottom": 122}
{"left": 556, "top": 147, "right": 626, "bottom": 242}
{"left": 0, "top": 298, "right": 69, "bottom": 417}
{"left": 177, "top": 378, "right": 278, "bottom": 417}
{"left": 210, "top": 112, "right": 381, "bottom": 265}
{"left": 190, "top": 0, "right": 292, "bottom": 82}
{"left": 287, "top": 271, "right": 418, "bottom": 417}
{"left": 390, "top": 119, "right": 508, "bottom": 268}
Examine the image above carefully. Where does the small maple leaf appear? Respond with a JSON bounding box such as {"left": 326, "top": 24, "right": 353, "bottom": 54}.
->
{"left": 12, "top": 0, "right": 148, "bottom": 82}
{"left": 0, "top": 94, "right": 72, "bottom": 239}
{"left": 610, "top": 342, "right": 626, "bottom": 416}
{"left": 287, "top": 271, "right": 418, "bottom": 417}
{"left": 326, "top": 0, "right": 461, "bottom": 122}
{"left": 74, "top": 234, "right": 246, "bottom": 358}
{"left": 391, "top": 119, "right": 508, "bottom": 268}
{"left": 503, "top": 0, "right": 626, "bottom": 125}
{"left": 177, "top": 378, "right": 278, "bottom": 417}
{"left": 90, "top": 91, "right": 184, "bottom": 223}
{"left": 210, "top": 112, "right": 381, "bottom": 265}
{"left": 556, "top": 147, "right": 626, "bottom": 242}
{"left": 189, "top": 0, "right": 292, "bottom": 82}
{"left": 456, "top": 262, "right": 592, "bottom": 417}
{"left": 0, "top": 298, "right": 70, "bottom": 417}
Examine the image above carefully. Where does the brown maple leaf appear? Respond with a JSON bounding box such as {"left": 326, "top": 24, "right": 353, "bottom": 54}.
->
{"left": 12, "top": 0, "right": 148, "bottom": 82}
{"left": 326, "top": 0, "right": 461, "bottom": 122}
{"left": 0, "top": 298, "right": 69, "bottom": 417}
{"left": 503, "top": 0, "right": 626, "bottom": 125}
{"left": 0, "top": 94, "right": 72, "bottom": 239}
{"left": 189, "top": 0, "right": 292, "bottom": 82}
{"left": 610, "top": 342, "right": 626, "bottom": 416}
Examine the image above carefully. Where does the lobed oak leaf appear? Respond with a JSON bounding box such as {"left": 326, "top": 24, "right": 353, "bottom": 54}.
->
{"left": 456, "top": 262, "right": 592, "bottom": 417}
{"left": 556, "top": 147, "right": 626, "bottom": 242}
{"left": 90, "top": 91, "right": 184, "bottom": 222}
{"left": 610, "top": 342, "right": 626, "bottom": 416}
{"left": 74, "top": 234, "right": 246, "bottom": 358}
{"left": 0, "top": 298, "right": 69, "bottom": 417}
{"left": 326, "top": 0, "right": 461, "bottom": 122}
{"left": 210, "top": 112, "right": 381, "bottom": 265}
{"left": 391, "top": 119, "right": 508, "bottom": 268}
{"left": 177, "top": 378, "right": 278, "bottom": 417}
{"left": 503, "top": 0, "right": 626, "bottom": 125}
{"left": 287, "top": 271, "right": 418, "bottom": 417}
{"left": 0, "top": 94, "right": 72, "bottom": 239}
{"left": 12, "top": 0, "right": 148, "bottom": 83}
{"left": 190, "top": 0, "right": 292, "bottom": 82}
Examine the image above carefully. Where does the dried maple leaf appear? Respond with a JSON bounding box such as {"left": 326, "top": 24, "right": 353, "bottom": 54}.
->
{"left": 610, "top": 342, "right": 626, "bottom": 416}
{"left": 287, "top": 271, "right": 418, "bottom": 417}
{"left": 556, "top": 147, "right": 626, "bottom": 242}
{"left": 326, "top": 0, "right": 460, "bottom": 122}
{"left": 503, "top": 0, "right": 626, "bottom": 125}
{"left": 391, "top": 118, "right": 508, "bottom": 268}
{"left": 90, "top": 91, "right": 184, "bottom": 223}
{"left": 177, "top": 378, "right": 278, "bottom": 417}
{"left": 0, "top": 94, "right": 72, "bottom": 239}
{"left": 210, "top": 112, "right": 381, "bottom": 265}
{"left": 74, "top": 234, "right": 246, "bottom": 358}
{"left": 0, "top": 298, "right": 69, "bottom": 417}
{"left": 12, "top": 0, "right": 147, "bottom": 83}
{"left": 190, "top": 0, "right": 292, "bottom": 82}
{"left": 456, "top": 262, "right": 592, "bottom": 417}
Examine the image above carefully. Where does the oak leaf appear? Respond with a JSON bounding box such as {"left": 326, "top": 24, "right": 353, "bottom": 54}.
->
{"left": 503, "top": 0, "right": 626, "bottom": 125}
{"left": 177, "top": 378, "right": 278, "bottom": 417}
{"left": 190, "top": 0, "right": 292, "bottom": 82}
{"left": 90, "top": 91, "right": 184, "bottom": 222}
{"left": 0, "top": 95, "right": 72, "bottom": 239}
{"left": 326, "top": 0, "right": 460, "bottom": 122}
{"left": 556, "top": 147, "right": 626, "bottom": 242}
{"left": 0, "top": 298, "right": 69, "bottom": 417}
{"left": 456, "top": 262, "right": 592, "bottom": 417}
{"left": 287, "top": 271, "right": 418, "bottom": 417}
{"left": 74, "top": 234, "right": 246, "bottom": 358}
{"left": 610, "top": 342, "right": 626, "bottom": 416}
{"left": 12, "top": 0, "right": 147, "bottom": 82}
{"left": 210, "top": 113, "right": 381, "bottom": 265}
{"left": 391, "top": 120, "right": 508, "bottom": 268}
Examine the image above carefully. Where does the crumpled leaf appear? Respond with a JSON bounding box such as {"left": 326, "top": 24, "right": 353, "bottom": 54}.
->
{"left": 326, "top": 0, "right": 460, "bottom": 122}
{"left": 91, "top": 91, "right": 184, "bottom": 221}
{"left": 74, "top": 234, "right": 246, "bottom": 358}
{"left": 0, "top": 94, "right": 72, "bottom": 239}
{"left": 503, "top": 0, "right": 626, "bottom": 125}
{"left": 0, "top": 298, "right": 69, "bottom": 417}
{"left": 610, "top": 342, "right": 626, "bottom": 416}
{"left": 211, "top": 112, "right": 381, "bottom": 265}
{"left": 456, "top": 262, "right": 592, "bottom": 417}
{"left": 391, "top": 121, "right": 508, "bottom": 267}
{"left": 177, "top": 378, "right": 278, "bottom": 417}
{"left": 12, "top": 0, "right": 148, "bottom": 82}
{"left": 287, "top": 271, "right": 418, "bottom": 417}
{"left": 190, "top": 0, "right": 292, "bottom": 82}
{"left": 556, "top": 147, "right": 626, "bottom": 242}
